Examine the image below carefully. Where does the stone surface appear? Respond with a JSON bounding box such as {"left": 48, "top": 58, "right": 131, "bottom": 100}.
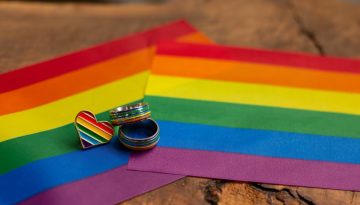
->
{"left": 1, "top": 0, "right": 360, "bottom": 204}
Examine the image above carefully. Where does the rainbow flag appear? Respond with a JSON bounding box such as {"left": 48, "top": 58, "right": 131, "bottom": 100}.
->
{"left": 129, "top": 42, "right": 360, "bottom": 191}
{"left": 0, "top": 21, "right": 210, "bottom": 204}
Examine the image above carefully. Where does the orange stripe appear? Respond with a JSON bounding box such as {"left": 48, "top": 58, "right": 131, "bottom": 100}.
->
{"left": 152, "top": 55, "right": 360, "bottom": 94}
{"left": 0, "top": 32, "right": 209, "bottom": 116}
{"left": 176, "top": 32, "right": 214, "bottom": 44}
{"left": 0, "top": 48, "right": 152, "bottom": 116}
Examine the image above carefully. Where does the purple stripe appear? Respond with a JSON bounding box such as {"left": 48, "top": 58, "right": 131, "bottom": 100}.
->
{"left": 129, "top": 147, "right": 360, "bottom": 191}
{"left": 19, "top": 165, "right": 182, "bottom": 205}
{"left": 80, "top": 138, "right": 93, "bottom": 148}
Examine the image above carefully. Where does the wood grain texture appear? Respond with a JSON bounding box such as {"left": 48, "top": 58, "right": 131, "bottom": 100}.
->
{"left": 1, "top": 0, "right": 359, "bottom": 204}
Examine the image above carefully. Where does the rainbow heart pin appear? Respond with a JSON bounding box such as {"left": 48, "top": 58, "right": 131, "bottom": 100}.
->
{"left": 74, "top": 111, "right": 114, "bottom": 149}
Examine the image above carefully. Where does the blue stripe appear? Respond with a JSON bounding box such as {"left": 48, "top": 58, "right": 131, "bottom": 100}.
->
{"left": 0, "top": 138, "right": 129, "bottom": 205}
{"left": 157, "top": 120, "right": 360, "bottom": 164}
{"left": 79, "top": 131, "right": 101, "bottom": 145}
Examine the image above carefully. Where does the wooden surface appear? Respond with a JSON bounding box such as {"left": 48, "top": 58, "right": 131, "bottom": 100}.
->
{"left": 1, "top": 0, "right": 360, "bottom": 204}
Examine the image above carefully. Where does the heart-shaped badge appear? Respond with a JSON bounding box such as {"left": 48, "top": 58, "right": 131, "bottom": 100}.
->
{"left": 74, "top": 111, "right": 114, "bottom": 149}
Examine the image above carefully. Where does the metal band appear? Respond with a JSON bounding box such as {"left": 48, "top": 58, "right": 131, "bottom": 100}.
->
{"left": 110, "top": 102, "right": 151, "bottom": 125}
{"left": 118, "top": 118, "right": 159, "bottom": 150}
{"left": 110, "top": 102, "right": 149, "bottom": 114}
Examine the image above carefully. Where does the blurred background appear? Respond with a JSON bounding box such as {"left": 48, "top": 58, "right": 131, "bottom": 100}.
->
{"left": 1, "top": 0, "right": 360, "bottom": 204}
{"left": 1, "top": 0, "right": 359, "bottom": 73}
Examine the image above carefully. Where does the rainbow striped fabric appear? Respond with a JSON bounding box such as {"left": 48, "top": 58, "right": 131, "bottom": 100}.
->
{"left": 129, "top": 42, "right": 360, "bottom": 191}
{"left": 0, "top": 21, "right": 210, "bottom": 204}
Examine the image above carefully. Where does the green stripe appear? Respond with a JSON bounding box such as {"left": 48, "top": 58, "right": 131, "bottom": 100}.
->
{"left": 0, "top": 99, "right": 142, "bottom": 175}
{"left": 76, "top": 123, "right": 108, "bottom": 143}
{"left": 146, "top": 96, "right": 360, "bottom": 138}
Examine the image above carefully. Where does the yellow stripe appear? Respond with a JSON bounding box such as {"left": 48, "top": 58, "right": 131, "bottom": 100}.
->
{"left": 0, "top": 72, "right": 149, "bottom": 142}
{"left": 76, "top": 118, "right": 112, "bottom": 140}
{"left": 146, "top": 75, "right": 360, "bottom": 116}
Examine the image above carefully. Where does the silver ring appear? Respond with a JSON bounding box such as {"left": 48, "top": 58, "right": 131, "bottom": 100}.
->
{"left": 110, "top": 102, "right": 151, "bottom": 125}
{"left": 118, "top": 118, "right": 159, "bottom": 150}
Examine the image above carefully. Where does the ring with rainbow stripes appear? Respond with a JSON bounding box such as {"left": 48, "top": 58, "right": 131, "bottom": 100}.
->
{"left": 110, "top": 102, "right": 151, "bottom": 125}
{"left": 110, "top": 102, "right": 159, "bottom": 150}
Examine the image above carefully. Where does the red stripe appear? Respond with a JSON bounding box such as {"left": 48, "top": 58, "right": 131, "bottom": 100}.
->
{"left": 156, "top": 42, "right": 360, "bottom": 74}
{"left": 78, "top": 112, "right": 113, "bottom": 134}
{"left": 0, "top": 20, "right": 196, "bottom": 93}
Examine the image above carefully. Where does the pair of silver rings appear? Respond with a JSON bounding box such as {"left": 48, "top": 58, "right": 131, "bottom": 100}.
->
{"left": 110, "top": 102, "right": 159, "bottom": 150}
